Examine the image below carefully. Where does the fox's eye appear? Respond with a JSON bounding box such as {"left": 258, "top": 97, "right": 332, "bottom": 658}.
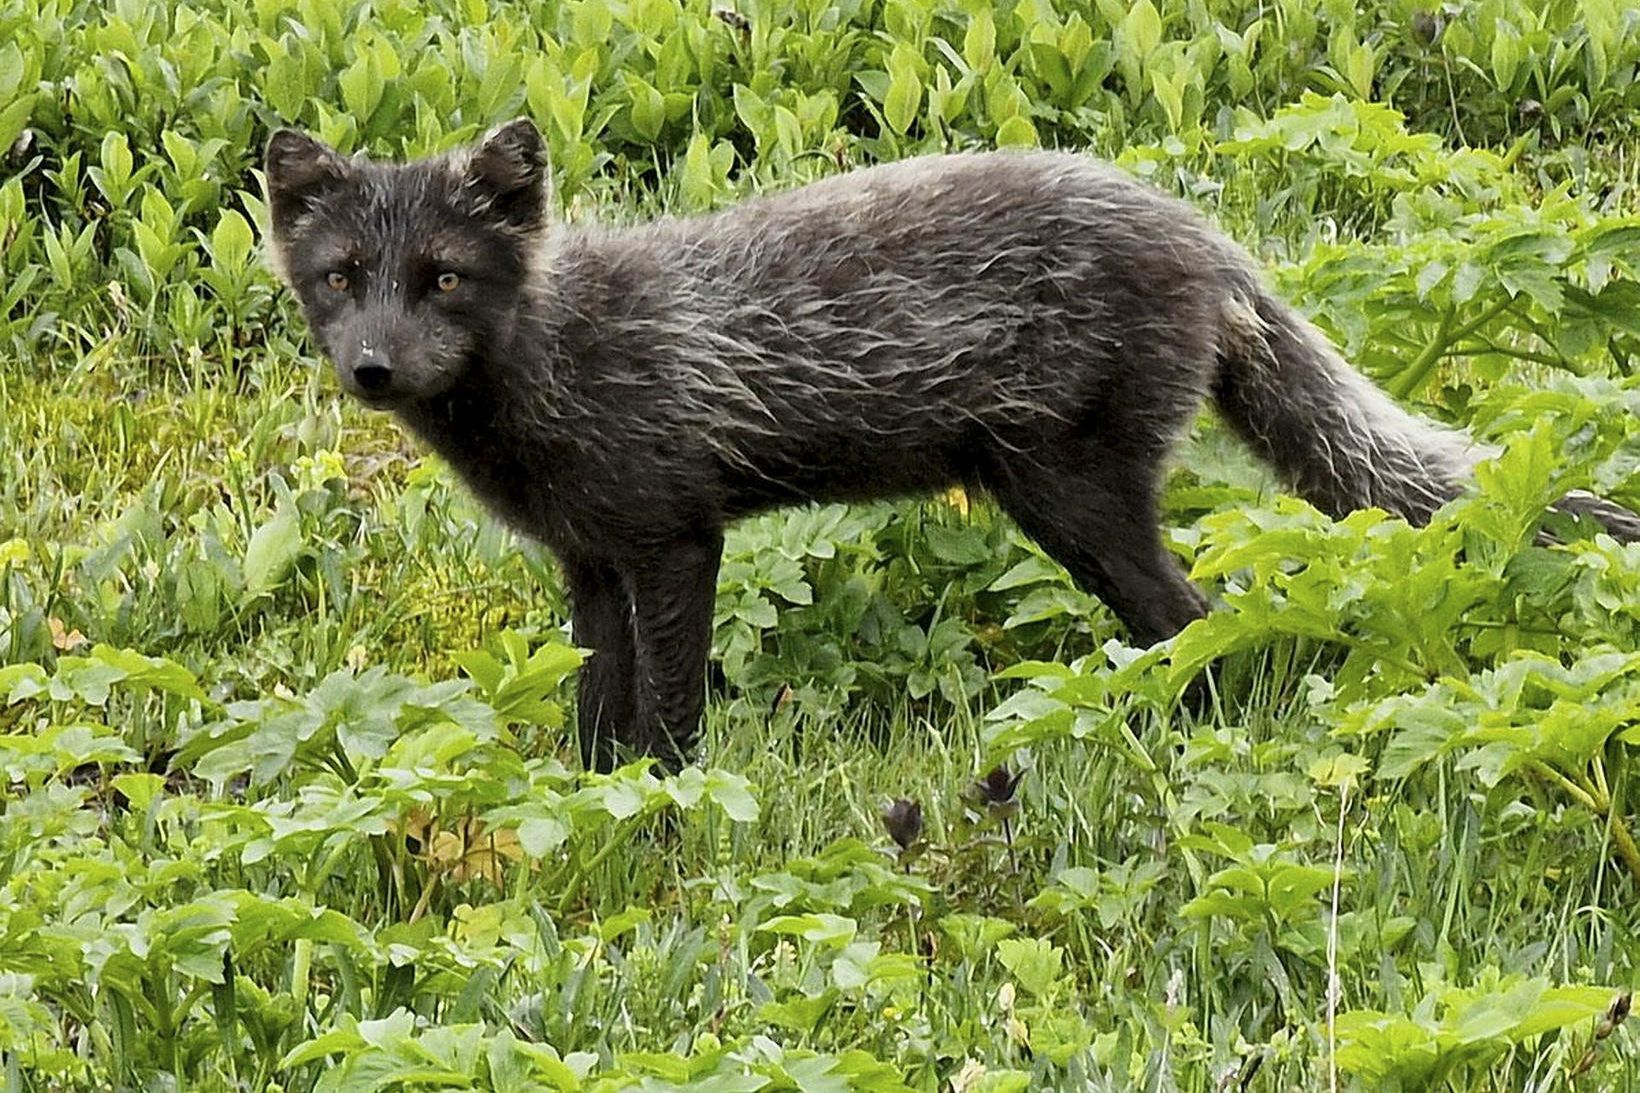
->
{"left": 436, "top": 271, "right": 461, "bottom": 292}
{"left": 325, "top": 270, "right": 349, "bottom": 292}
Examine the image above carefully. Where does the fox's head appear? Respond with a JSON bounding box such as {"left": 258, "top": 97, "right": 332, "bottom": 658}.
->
{"left": 264, "top": 119, "right": 548, "bottom": 408}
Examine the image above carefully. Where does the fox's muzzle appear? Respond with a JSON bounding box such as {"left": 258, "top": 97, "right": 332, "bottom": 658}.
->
{"left": 351, "top": 343, "right": 395, "bottom": 398}
{"left": 329, "top": 311, "right": 440, "bottom": 406}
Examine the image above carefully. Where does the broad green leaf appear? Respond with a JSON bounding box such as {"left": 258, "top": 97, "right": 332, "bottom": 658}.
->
{"left": 996, "top": 937, "right": 1063, "bottom": 997}
{"left": 243, "top": 506, "right": 302, "bottom": 597}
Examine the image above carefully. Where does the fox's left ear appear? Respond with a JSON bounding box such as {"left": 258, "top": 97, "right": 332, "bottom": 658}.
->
{"left": 464, "top": 118, "right": 550, "bottom": 232}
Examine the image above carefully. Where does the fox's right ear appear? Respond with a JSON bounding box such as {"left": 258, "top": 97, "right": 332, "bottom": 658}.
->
{"left": 264, "top": 130, "right": 349, "bottom": 229}
{"left": 263, "top": 129, "right": 350, "bottom": 285}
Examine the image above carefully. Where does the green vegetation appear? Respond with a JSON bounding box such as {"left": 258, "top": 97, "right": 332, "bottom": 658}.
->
{"left": 2, "top": 0, "right": 1639, "bottom": 1087}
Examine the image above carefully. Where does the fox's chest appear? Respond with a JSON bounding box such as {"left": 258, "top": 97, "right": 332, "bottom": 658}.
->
{"left": 395, "top": 398, "right": 694, "bottom": 560}
{"left": 395, "top": 399, "right": 561, "bottom": 538}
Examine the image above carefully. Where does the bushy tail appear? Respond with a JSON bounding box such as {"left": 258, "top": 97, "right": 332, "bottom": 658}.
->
{"left": 1552, "top": 492, "right": 1640, "bottom": 541}
{"left": 1210, "top": 279, "right": 1639, "bottom": 542}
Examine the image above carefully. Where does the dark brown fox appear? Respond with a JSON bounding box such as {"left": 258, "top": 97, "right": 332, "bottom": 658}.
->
{"left": 264, "top": 119, "right": 1640, "bottom": 771}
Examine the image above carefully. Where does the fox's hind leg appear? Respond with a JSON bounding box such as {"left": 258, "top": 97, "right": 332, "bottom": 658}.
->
{"left": 984, "top": 438, "right": 1207, "bottom": 647}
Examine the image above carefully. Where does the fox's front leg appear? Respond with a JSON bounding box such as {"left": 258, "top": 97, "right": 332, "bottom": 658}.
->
{"left": 624, "top": 532, "right": 724, "bottom": 772}
{"left": 563, "top": 554, "right": 639, "bottom": 772}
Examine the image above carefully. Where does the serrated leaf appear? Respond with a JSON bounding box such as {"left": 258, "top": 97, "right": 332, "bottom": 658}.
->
{"left": 996, "top": 937, "right": 1063, "bottom": 997}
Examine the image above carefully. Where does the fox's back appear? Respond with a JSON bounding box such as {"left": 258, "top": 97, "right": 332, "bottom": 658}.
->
{"left": 656, "top": 151, "right": 1234, "bottom": 370}
{"left": 536, "top": 152, "right": 1236, "bottom": 508}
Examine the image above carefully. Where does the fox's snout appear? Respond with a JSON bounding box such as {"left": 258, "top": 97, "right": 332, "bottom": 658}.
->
{"left": 325, "top": 317, "right": 436, "bottom": 406}
{"left": 349, "top": 343, "right": 395, "bottom": 398}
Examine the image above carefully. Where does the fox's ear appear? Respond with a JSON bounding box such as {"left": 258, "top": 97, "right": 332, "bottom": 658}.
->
{"left": 264, "top": 129, "right": 350, "bottom": 228}
{"left": 263, "top": 129, "right": 350, "bottom": 285}
{"left": 463, "top": 118, "right": 550, "bottom": 232}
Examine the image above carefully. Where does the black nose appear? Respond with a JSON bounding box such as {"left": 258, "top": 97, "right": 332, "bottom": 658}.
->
{"left": 353, "top": 360, "right": 393, "bottom": 394}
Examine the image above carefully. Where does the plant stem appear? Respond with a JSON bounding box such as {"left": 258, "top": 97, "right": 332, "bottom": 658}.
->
{"left": 557, "top": 816, "right": 644, "bottom": 915}
{"left": 1606, "top": 818, "right": 1640, "bottom": 888}
{"left": 1445, "top": 342, "right": 1566, "bottom": 368}
{"left": 1390, "top": 296, "right": 1516, "bottom": 399}
{"left": 1592, "top": 757, "right": 1612, "bottom": 809}
{"left": 1326, "top": 779, "right": 1350, "bottom": 1093}
{"left": 1531, "top": 761, "right": 1598, "bottom": 811}
{"left": 1388, "top": 307, "right": 1455, "bottom": 400}
{"left": 1531, "top": 761, "right": 1640, "bottom": 884}
{"left": 290, "top": 938, "right": 312, "bottom": 1008}
{"left": 407, "top": 872, "right": 439, "bottom": 924}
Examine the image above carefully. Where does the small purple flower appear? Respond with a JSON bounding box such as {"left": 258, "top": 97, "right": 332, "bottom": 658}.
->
{"left": 1599, "top": 991, "right": 1632, "bottom": 1040}
{"left": 881, "top": 798, "right": 924, "bottom": 852}
{"left": 971, "top": 765, "right": 1022, "bottom": 809}
{"left": 1410, "top": 9, "right": 1441, "bottom": 45}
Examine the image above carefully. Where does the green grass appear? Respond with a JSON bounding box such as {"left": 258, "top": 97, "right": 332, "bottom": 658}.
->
{"left": 3, "top": 0, "right": 1640, "bottom": 1088}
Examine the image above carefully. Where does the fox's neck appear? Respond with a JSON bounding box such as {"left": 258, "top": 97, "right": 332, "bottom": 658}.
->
{"left": 396, "top": 357, "right": 506, "bottom": 475}
{"left": 392, "top": 307, "right": 578, "bottom": 546}
{"left": 401, "top": 273, "right": 563, "bottom": 440}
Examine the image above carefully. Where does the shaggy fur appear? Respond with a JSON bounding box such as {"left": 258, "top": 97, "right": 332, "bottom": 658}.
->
{"left": 265, "top": 120, "right": 1639, "bottom": 771}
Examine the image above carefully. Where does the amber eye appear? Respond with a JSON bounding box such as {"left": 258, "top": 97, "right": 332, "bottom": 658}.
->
{"left": 325, "top": 270, "right": 349, "bottom": 292}
{"left": 436, "top": 271, "right": 461, "bottom": 292}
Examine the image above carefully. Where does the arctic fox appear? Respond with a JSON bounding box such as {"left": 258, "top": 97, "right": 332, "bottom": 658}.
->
{"left": 264, "top": 119, "right": 1639, "bottom": 771}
